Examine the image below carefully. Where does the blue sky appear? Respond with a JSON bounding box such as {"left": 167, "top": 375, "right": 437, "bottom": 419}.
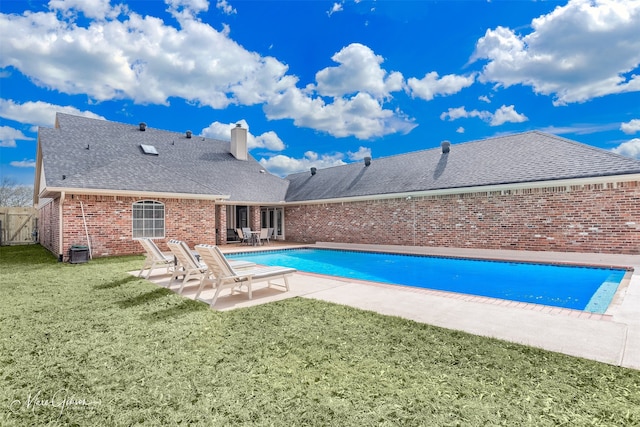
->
{"left": 1, "top": 0, "right": 639, "bottom": 186}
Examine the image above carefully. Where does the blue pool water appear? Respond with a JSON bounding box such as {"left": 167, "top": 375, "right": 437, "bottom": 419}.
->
{"left": 227, "top": 248, "right": 626, "bottom": 313}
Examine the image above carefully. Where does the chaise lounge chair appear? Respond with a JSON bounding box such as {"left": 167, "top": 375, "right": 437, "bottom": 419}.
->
{"left": 137, "top": 238, "right": 174, "bottom": 279}
{"left": 167, "top": 240, "right": 256, "bottom": 294}
{"left": 194, "top": 244, "right": 296, "bottom": 308}
{"left": 167, "top": 240, "right": 208, "bottom": 293}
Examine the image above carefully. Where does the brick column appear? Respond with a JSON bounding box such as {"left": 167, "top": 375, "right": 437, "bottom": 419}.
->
{"left": 216, "top": 204, "right": 227, "bottom": 245}
{"left": 250, "top": 206, "right": 261, "bottom": 231}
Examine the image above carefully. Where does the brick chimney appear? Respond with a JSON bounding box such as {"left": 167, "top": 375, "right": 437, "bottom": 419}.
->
{"left": 230, "top": 123, "right": 247, "bottom": 160}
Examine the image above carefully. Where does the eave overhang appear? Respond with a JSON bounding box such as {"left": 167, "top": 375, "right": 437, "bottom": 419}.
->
{"left": 39, "top": 186, "right": 230, "bottom": 201}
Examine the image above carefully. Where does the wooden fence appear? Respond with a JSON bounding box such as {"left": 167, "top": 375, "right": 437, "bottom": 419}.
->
{"left": 0, "top": 207, "right": 38, "bottom": 246}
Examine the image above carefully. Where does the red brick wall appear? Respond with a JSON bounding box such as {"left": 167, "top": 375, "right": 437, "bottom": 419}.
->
{"left": 38, "top": 198, "right": 60, "bottom": 256}
{"left": 42, "top": 194, "right": 219, "bottom": 258}
{"left": 216, "top": 204, "right": 227, "bottom": 244}
{"left": 250, "top": 206, "right": 261, "bottom": 231}
{"left": 284, "top": 180, "right": 640, "bottom": 254}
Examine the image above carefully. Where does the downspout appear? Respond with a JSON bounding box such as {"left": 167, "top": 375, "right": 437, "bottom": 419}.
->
{"left": 58, "top": 191, "right": 65, "bottom": 262}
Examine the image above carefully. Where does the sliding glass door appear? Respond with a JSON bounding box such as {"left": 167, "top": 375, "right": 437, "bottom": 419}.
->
{"left": 225, "top": 205, "right": 249, "bottom": 242}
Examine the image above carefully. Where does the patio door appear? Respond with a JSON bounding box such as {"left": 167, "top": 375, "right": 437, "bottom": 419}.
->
{"left": 260, "top": 207, "right": 284, "bottom": 240}
{"left": 225, "top": 205, "right": 249, "bottom": 241}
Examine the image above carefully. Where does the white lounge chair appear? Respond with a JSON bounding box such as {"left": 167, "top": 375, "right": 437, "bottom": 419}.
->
{"left": 194, "top": 244, "right": 296, "bottom": 308}
{"left": 167, "top": 240, "right": 256, "bottom": 294}
{"left": 167, "top": 240, "right": 208, "bottom": 293}
{"left": 137, "top": 238, "right": 173, "bottom": 279}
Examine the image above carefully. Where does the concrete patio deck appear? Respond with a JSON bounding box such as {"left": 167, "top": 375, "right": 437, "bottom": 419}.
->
{"left": 138, "top": 242, "right": 640, "bottom": 370}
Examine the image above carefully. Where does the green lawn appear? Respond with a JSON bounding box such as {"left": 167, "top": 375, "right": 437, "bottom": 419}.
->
{"left": 1, "top": 245, "right": 639, "bottom": 426}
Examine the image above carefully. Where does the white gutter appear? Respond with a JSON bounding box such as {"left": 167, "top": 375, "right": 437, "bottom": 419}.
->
{"left": 219, "top": 200, "right": 288, "bottom": 206}
{"left": 286, "top": 173, "right": 640, "bottom": 206}
{"left": 41, "top": 187, "right": 230, "bottom": 201}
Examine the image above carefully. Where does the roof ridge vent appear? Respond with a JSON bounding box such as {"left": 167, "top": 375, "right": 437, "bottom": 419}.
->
{"left": 186, "top": 130, "right": 192, "bottom": 138}
{"left": 139, "top": 122, "right": 147, "bottom": 131}
{"left": 441, "top": 140, "right": 450, "bottom": 154}
{"left": 310, "top": 167, "right": 317, "bottom": 176}
{"left": 364, "top": 156, "right": 371, "bottom": 166}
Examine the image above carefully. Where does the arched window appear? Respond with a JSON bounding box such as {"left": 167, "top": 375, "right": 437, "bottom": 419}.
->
{"left": 132, "top": 200, "right": 165, "bottom": 238}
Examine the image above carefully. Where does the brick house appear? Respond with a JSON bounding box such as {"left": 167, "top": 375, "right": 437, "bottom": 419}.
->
{"left": 35, "top": 113, "right": 288, "bottom": 259}
{"left": 35, "top": 113, "right": 640, "bottom": 259}
{"left": 285, "top": 133, "right": 640, "bottom": 254}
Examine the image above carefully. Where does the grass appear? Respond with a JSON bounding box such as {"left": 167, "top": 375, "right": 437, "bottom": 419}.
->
{"left": 1, "top": 244, "right": 639, "bottom": 426}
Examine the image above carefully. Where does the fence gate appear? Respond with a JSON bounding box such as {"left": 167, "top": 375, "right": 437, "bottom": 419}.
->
{"left": 0, "top": 207, "right": 38, "bottom": 246}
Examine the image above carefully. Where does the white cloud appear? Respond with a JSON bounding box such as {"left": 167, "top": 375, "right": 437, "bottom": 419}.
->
{"left": 165, "top": 0, "right": 210, "bottom": 18}
{"left": 490, "top": 105, "right": 528, "bottom": 126}
{"left": 347, "top": 146, "right": 372, "bottom": 161}
{"left": 9, "top": 158, "right": 36, "bottom": 168}
{"left": 471, "top": 0, "right": 640, "bottom": 105}
{"left": 611, "top": 138, "right": 640, "bottom": 159}
{"left": 456, "top": 127, "right": 465, "bottom": 133}
{"left": 0, "top": 6, "right": 290, "bottom": 108}
{"left": 407, "top": 72, "right": 475, "bottom": 101}
{"left": 478, "top": 95, "right": 491, "bottom": 103}
{"left": 327, "top": 2, "right": 343, "bottom": 17}
{"left": 48, "top": 0, "right": 123, "bottom": 20}
{"left": 216, "top": 0, "right": 236, "bottom": 15}
{"left": 0, "top": 99, "right": 104, "bottom": 130}
{"left": 201, "top": 120, "right": 285, "bottom": 151}
{"left": 254, "top": 131, "right": 285, "bottom": 151}
{"left": 621, "top": 119, "right": 640, "bottom": 134}
{"left": 262, "top": 43, "right": 415, "bottom": 139}
{"left": 538, "top": 123, "right": 620, "bottom": 135}
{"left": 440, "top": 106, "right": 490, "bottom": 122}
{"left": 0, "top": 9, "right": 416, "bottom": 140}
{"left": 314, "top": 43, "right": 404, "bottom": 100}
{"left": 0, "top": 126, "right": 34, "bottom": 147}
{"left": 265, "top": 87, "right": 416, "bottom": 139}
{"left": 259, "top": 151, "right": 346, "bottom": 177}
{"left": 440, "top": 104, "right": 527, "bottom": 126}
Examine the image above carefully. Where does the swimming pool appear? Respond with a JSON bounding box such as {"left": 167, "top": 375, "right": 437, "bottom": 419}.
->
{"left": 227, "top": 248, "right": 627, "bottom": 313}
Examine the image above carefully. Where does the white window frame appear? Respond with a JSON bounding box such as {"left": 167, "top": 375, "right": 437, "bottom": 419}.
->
{"left": 132, "top": 200, "right": 165, "bottom": 239}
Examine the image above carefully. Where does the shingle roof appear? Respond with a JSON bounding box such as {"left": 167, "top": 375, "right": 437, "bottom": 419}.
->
{"left": 285, "top": 131, "right": 640, "bottom": 202}
{"left": 40, "top": 116, "right": 640, "bottom": 205}
{"left": 39, "top": 113, "right": 289, "bottom": 203}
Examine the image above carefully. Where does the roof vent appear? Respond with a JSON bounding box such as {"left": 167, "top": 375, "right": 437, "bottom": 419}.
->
{"left": 186, "top": 130, "right": 192, "bottom": 138}
{"left": 311, "top": 167, "right": 317, "bottom": 176}
{"left": 441, "top": 140, "right": 450, "bottom": 154}
{"left": 364, "top": 156, "right": 371, "bottom": 166}
{"left": 139, "top": 122, "right": 147, "bottom": 131}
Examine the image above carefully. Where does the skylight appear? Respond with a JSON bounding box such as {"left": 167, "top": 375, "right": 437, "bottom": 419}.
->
{"left": 140, "top": 144, "right": 158, "bottom": 156}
